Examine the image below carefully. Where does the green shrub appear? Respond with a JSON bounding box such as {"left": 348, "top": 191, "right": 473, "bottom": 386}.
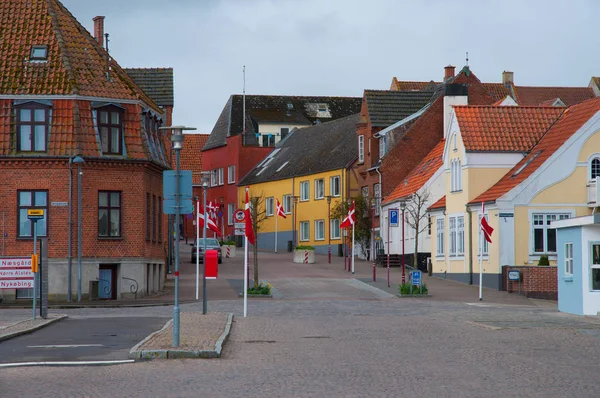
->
{"left": 220, "top": 240, "right": 236, "bottom": 246}
{"left": 247, "top": 282, "right": 272, "bottom": 295}
{"left": 538, "top": 255, "right": 550, "bottom": 266}
{"left": 398, "top": 282, "right": 428, "bottom": 295}
{"left": 295, "top": 245, "right": 315, "bottom": 250}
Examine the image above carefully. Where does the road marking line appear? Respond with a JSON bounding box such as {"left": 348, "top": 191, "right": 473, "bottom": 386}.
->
{"left": 0, "top": 360, "right": 135, "bottom": 368}
{"left": 27, "top": 344, "right": 104, "bottom": 348}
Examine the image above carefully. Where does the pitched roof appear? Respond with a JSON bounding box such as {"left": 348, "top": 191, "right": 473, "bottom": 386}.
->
{"left": 0, "top": 0, "right": 161, "bottom": 112}
{"left": 124, "top": 68, "right": 174, "bottom": 107}
{"left": 471, "top": 97, "right": 600, "bottom": 204}
{"left": 364, "top": 90, "right": 434, "bottom": 128}
{"left": 428, "top": 195, "right": 446, "bottom": 210}
{"left": 454, "top": 106, "right": 564, "bottom": 152}
{"left": 238, "top": 114, "right": 360, "bottom": 185}
{"left": 179, "top": 134, "right": 209, "bottom": 184}
{"left": 391, "top": 78, "right": 439, "bottom": 91}
{"left": 383, "top": 140, "right": 445, "bottom": 204}
{"left": 515, "top": 86, "right": 594, "bottom": 106}
{"left": 482, "top": 83, "right": 515, "bottom": 102}
{"left": 203, "top": 95, "right": 361, "bottom": 151}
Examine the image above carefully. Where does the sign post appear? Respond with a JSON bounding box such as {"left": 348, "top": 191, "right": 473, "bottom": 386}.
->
{"left": 508, "top": 270, "right": 521, "bottom": 296}
{"left": 411, "top": 270, "right": 422, "bottom": 295}
{"left": 27, "top": 209, "right": 44, "bottom": 320}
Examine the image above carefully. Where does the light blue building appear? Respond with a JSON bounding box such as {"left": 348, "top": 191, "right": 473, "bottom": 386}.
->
{"left": 554, "top": 215, "right": 600, "bottom": 315}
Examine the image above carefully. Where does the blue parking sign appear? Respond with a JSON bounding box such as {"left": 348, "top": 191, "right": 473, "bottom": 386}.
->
{"left": 389, "top": 209, "right": 399, "bottom": 227}
{"left": 411, "top": 271, "right": 421, "bottom": 286}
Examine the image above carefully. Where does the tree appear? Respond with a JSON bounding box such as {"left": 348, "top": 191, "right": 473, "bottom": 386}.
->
{"left": 402, "top": 189, "right": 430, "bottom": 268}
{"left": 330, "top": 195, "right": 372, "bottom": 258}
{"left": 249, "top": 194, "right": 267, "bottom": 289}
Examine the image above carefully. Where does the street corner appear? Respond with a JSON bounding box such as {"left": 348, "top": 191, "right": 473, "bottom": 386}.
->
{"left": 0, "top": 314, "right": 68, "bottom": 343}
{"left": 129, "top": 312, "right": 233, "bottom": 359}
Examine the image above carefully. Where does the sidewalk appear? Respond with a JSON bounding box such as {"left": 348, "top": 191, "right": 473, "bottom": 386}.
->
{"left": 0, "top": 313, "right": 67, "bottom": 342}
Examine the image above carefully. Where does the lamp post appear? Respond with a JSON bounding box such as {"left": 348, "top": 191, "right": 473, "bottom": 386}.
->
{"left": 400, "top": 201, "right": 406, "bottom": 285}
{"left": 347, "top": 198, "right": 352, "bottom": 273}
{"left": 201, "top": 173, "right": 210, "bottom": 315}
{"left": 326, "top": 196, "right": 332, "bottom": 264}
{"left": 292, "top": 195, "right": 299, "bottom": 248}
{"left": 161, "top": 125, "right": 195, "bottom": 347}
{"left": 73, "top": 155, "right": 84, "bottom": 302}
{"left": 370, "top": 197, "right": 377, "bottom": 282}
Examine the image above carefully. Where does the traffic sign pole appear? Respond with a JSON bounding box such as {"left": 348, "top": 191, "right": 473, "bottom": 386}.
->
{"left": 32, "top": 220, "right": 37, "bottom": 320}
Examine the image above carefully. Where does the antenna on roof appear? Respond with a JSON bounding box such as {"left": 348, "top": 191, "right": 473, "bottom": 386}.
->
{"left": 104, "top": 33, "right": 110, "bottom": 81}
{"left": 465, "top": 51, "right": 469, "bottom": 67}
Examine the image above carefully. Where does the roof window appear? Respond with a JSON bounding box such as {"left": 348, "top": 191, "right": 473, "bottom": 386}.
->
{"left": 512, "top": 151, "right": 542, "bottom": 178}
{"left": 30, "top": 45, "right": 48, "bottom": 61}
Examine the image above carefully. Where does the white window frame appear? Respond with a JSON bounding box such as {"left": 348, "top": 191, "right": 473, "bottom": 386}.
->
{"left": 315, "top": 219, "right": 325, "bottom": 241}
{"left": 565, "top": 242, "right": 573, "bottom": 276}
{"left": 300, "top": 181, "right": 309, "bottom": 202}
{"left": 210, "top": 170, "right": 217, "bottom": 187}
{"left": 457, "top": 216, "right": 464, "bottom": 255}
{"left": 530, "top": 212, "right": 572, "bottom": 255}
{"left": 379, "top": 136, "right": 386, "bottom": 159}
{"left": 283, "top": 194, "right": 292, "bottom": 214}
{"left": 450, "top": 159, "right": 462, "bottom": 192}
{"left": 227, "top": 203, "right": 235, "bottom": 226}
{"left": 358, "top": 135, "right": 364, "bottom": 163}
{"left": 449, "top": 217, "right": 457, "bottom": 256}
{"left": 217, "top": 168, "right": 224, "bottom": 185}
{"left": 329, "top": 176, "right": 340, "bottom": 197}
{"left": 361, "top": 186, "right": 368, "bottom": 199}
{"left": 374, "top": 183, "right": 381, "bottom": 216}
{"left": 330, "top": 218, "right": 341, "bottom": 239}
{"left": 436, "top": 218, "right": 445, "bottom": 256}
{"left": 591, "top": 243, "right": 600, "bottom": 291}
{"left": 228, "top": 165, "right": 235, "bottom": 184}
{"left": 265, "top": 197, "right": 274, "bottom": 216}
{"left": 300, "top": 221, "right": 310, "bottom": 241}
{"left": 315, "top": 179, "right": 325, "bottom": 200}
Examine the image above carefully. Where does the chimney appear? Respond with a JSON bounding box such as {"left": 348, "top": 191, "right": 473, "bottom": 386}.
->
{"left": 444, "top": 65, "right": 456, "bottom": 82}
{"left": 502, "top": 71, "right": 514, "bottom": 85}
{"left": 93, "top": 16, "right": 105, "bottom": 47}
{"left": 443, "top": 84, "right": 468, "bottom": 138}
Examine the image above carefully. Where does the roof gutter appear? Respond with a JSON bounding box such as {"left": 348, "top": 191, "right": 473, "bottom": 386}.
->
{"left": 373, "top": 103, "right": 431, "bottom": 139}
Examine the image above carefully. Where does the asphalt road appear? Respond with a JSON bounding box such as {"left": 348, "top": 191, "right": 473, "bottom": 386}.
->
{"left": 0, "top": 317, "right": 168, "bottom": 363}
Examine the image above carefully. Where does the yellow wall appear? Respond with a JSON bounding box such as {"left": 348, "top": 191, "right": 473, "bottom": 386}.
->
{"left": 241, "top": 169, "right": 347, "bottom": 248}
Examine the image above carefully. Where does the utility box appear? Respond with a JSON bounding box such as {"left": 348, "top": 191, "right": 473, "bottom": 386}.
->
{"left": 205, "top": 250, "right": 218, "bottom": 279}
{"left": 89, "top": 280, "right": 99, "bottom": 301}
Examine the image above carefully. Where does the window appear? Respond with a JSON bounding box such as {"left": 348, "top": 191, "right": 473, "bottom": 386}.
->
{"left": 315, "top": 220, "right": 325, "bottom": 241}
{"left": 428, "top": 217, "right": 432, "bottom": 236}
{"left": 146, "top": 193, "right": 151, "bottom": 241}
{"left": 450, "top": 159, "right": 462, "bottom": 192}
{"left": 591, "top": 244, "right": 600, "bottom": 290}
{"left": 261, "top": 134, "right": 275, "bottom": 147}
{"left": 17, "top": 103, "right": 49, "bottom": 152}
{"left": 457, "top": 216, "right": 464, "bottom": 255}
{"left": 358, "top": 135, "right": 365, "bottom": 163}
{"left": 152, "top": 194, "right": 157, "bottom": 242}
{"left": 565, "top": 242, "right": 573, "bottom": 276}
{"left": 283, "top": 195, "right": 292, "bottom": 214}
{"left": 331, "top": 219, "right": 341, "bottom": 239}
{"left": 449, "top": 217, "right": 457, "bottom": 256}
{"left": 591, "top": 157, "right": 600, "bottom": 180}
{"left": 280, "top": 128, "right": 289, "bottom": 140}
{"left": 374, "top": 183, "right": 381, "bottom": 216}
{"left": 30, "top": 45, "right": 48, "bottom": 61}
{"left": 315, "top": 179, "right": 324, "bottom": 199}
{"left": 97, "top": 106, "right": 123, "bottom": 154}
{"left": 361, "top": 186, "right": 369, "bottom": 199}
{"left": 211, "top": 170, "right": 217, "bottom": 187}
{"left": 228, "top": 203, "right": 235, "bottom": 226}
{"left": 436, "top": 218, "right": 444, "bottom": 256}
{"left": 532, "top": 213, "right": 570, "bottom": 253}
{"left": 300, "top": 181, "right": 309, "bottom": 201}
{"left": 300, "top": 221, "right": 310, "bottom": 241}
{"left": 330, "top": 176, "right": 340, "bottom": 197}
{"left": 379, "top": 136, "right": 386, "bottom": 159}
{"left": 18, "top": 191, "right": 47, "bottom": 237}
{"left": 265, "top": 197, "right": 274, "bottom": 216}
{"left": 217, "top": 168, "right": 224, "bottom": 185}
{"left": 98, "top": 191, "right": 121, "bottom": 237}
{"left": 228, "top": 165, "right": 236, "bottom": 184}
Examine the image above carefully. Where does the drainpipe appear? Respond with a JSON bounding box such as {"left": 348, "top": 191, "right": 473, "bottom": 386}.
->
{"left": 466, "top": 204, "right": 473, "bottom": 285}
{"left": 67, "top": 156, "right": 73, "bottom": 301}
{"left": 375, "top": 165, "right": 382, "bottom": 259}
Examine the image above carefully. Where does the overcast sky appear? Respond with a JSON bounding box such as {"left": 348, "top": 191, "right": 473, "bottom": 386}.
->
{"left": 62, "top": 0, "right": 599, "bottom": 133}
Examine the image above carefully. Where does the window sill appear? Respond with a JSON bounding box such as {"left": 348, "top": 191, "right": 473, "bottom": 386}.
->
{"left": 450, "top": 190, "right": 463, "bottom": 194}
{"left": 315, "top": 197, "right": 324, "bottom": 201}
{"left": 562, "top": 276, "right": 574, "bottom": 282}
{"left": 315, "top": 239, "right": 325, "bottom": 241}
{"left": 436, "top": 254, "right": 445, "bottom": 258}
{"left": 98, "top": 236, "right": 123, "bottom": 241}
{"left": 17, "top": 236, "right": 48, "bottom": 240}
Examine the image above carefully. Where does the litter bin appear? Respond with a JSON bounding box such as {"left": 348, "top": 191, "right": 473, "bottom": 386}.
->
{"left": 88, "top": 280, "right": 99, "bottom": 301}
{"left": 338, "top": 244, "right": 343, "bottom": 257}
{"left": 287, "top": 240, "right": 293, "bottom": 252}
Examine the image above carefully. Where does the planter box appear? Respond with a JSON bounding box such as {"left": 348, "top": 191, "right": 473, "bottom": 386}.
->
{"left": 221, "top": 245, "right": 236, "bottom": 258}
{"left": 238, "top": 293, "right": 272, "bottom": 298}
{"left": 395, "top": 294, "right": 431, "bottom": 298}
{"left": 293, "top": 249, "right": 315, "bottom": 264}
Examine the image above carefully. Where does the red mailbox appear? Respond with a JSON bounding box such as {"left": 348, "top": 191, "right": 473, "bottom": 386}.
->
{"left": 205, "top": 249, "right": 218, "bottom": 279}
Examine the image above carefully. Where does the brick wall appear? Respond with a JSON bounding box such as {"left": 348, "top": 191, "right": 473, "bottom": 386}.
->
{"left": 503, "top": 266, "right": 557, "bottom": 300}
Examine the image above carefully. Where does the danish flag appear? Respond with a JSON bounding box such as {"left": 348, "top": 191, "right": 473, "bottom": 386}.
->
{"left": 276, "top": 198, "right": 286, "bottom": 219}
{"left": 340, "top": 201, "right": 356, "bottom": 228}
{"left": 480, "top": 202, "right": 494, "bottom": 243}
{"left": 245, "top": 187, "right": 255, "bottom": 245}
{"left": 198, "top": 205, "right": 222, "bottom": 236}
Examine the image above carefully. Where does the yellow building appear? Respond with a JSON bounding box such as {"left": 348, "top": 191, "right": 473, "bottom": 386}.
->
{"left": 238, "top": 114, "right": 360, "bottom": 254}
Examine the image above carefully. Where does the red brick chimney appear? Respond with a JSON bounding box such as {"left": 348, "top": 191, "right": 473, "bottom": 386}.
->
{"left": 444, "top": 65, "right": 455, "bottom": 82}
{"left": 93, "top": 16, "right": 105, "bottom": 47}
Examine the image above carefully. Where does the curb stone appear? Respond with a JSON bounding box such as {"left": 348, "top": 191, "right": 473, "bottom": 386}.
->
{"left": 238, "top": 293, "right": 273, "bottom": 298}
{"left": 395, "top": 294, "right": 432, "bottom": 298}
{"left": 0, "top": 315, "right": 68, "bottom": 342}
{"left": 129, "top": 313, "right": 234, "bottom": 360}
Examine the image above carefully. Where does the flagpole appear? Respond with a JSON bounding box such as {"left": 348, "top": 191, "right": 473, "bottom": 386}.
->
{"left": 351, "top": 222, "right": 355, "bottom": 274}
{"left": 196, "top": 200, "right": 200, "bottom": 301}
{"left": 479, "top": 203, "right": 483, "bottom": 301}
{"left": 244, "top": 236, "right": 248, "bottom": 317}
{"left": 275, "top": 211, "right": 278, "bottom": 253}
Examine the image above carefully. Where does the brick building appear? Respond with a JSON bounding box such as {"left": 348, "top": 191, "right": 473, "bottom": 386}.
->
{"left": 0, "top": 0, "right": 173, "bottom": 301}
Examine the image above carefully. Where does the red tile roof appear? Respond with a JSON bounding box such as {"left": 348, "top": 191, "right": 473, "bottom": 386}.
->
{"left": 482, "top": 83, "right": 514, "bottom": 102}
{"left": 391, "top": 78, "right": 439, "bottom": 91}
{"left": 515, "top": 86, "right": 594, "bottom": 106}
{"left": 428, "top": 195, "right": 446, "bottom": 210}
{"left": 0, "top": 0, "right": 160, "bottom": 112}
{"left": 180, "top": 134, "right": 210, "bottom": 184}
{"left": 383, "top": 140, "right": 445, "bottom": 204}
{"left": 471, "top": 97, "right": 600, "bottom": 204}
{"left": 454, "top": 106, "right": 564, "bottom": 152}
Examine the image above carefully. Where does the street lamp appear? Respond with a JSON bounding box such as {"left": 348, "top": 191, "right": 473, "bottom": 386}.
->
{"left": 292, "top": 195, "right": 299, "bottom": 248}
{"left": 161, "top": 125, "right": 196, "bottom": 348}
{"left": 73, "top": 155, "right": 84, "bottom": 302}
{"left": 400, "top": 201, "right": 406, "bottom": 285}
{"left": 326, "top": 196, "right": 332, "bottom": 264}
{"left": 346, "top": 198, "right": 352, "bottom": 273}
{"left": 370, "top": 197, "right": 377, "bottom": 282}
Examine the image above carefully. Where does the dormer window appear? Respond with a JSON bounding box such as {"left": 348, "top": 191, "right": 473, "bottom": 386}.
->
{"left": 16, "top": 102, "right": 50, "bottom": 152}
{"left": 97, "top": 106, "right": 123, "bottom": 155}
{"left": 30, "top": 45, "right": 48, "bottom": 61}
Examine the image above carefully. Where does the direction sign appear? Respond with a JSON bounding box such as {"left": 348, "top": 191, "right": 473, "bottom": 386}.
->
{"left": 389, "top": 209, "right": 399, "bottom": 227}
{"left": 27, "top": 209, "right": 45, "bottom": 220}
{"left": 234, "top": 209, "right": 245, "bottom": 222}
{"left": 234, "top": 223, "right": 245, "bottom": 229}
{"left": 411, "top": 270, "right": 422, "bottom": 286}
{"left": 0, "top": 257, "right": 34, "bottom": 288}
{"left": 234, "top": 228, "right": 245, "bottom": 236}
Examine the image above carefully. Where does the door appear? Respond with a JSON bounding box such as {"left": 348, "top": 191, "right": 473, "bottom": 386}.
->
{"left": 99, "top": 264, "right": 117, "bottom": 300}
